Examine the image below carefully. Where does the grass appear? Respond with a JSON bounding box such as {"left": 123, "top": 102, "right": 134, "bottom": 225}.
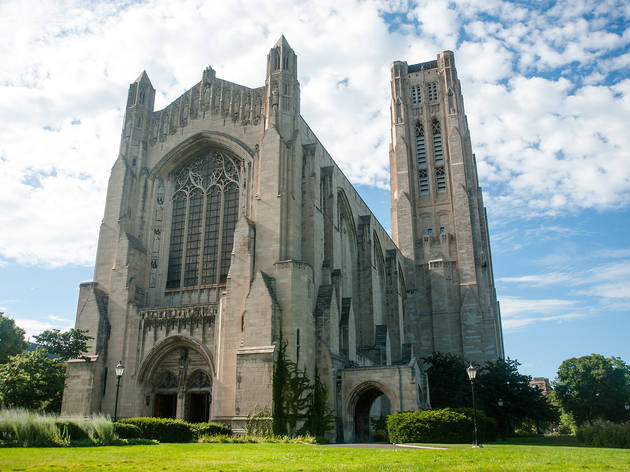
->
{"left": 1, "top": 442, "right": 630, "bottom": 471}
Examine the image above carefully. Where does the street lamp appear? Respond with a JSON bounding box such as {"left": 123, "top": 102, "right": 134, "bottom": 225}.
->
{"left": 466, "top": 364, "right": 481, "bottom": 448}
{"left": 498, "top": 398, "right": 504, "bottom": 441}
{"left": 113, "top": 360, "right": 125, "bottom": 422}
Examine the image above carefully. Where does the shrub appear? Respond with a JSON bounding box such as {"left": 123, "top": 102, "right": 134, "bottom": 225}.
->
{"left": 190, "top": 421, "right": 232, "bottom": 439}
{"left": 114, "top": 422, "right": 143, "bottom": 439}
{"left": 246, "top": 407, "right": 273, "bottom": 436}
{"left": 387, "top": 408, "right": 497, "bottom": 444}
{"left": 118, "top": 417, "right": 193, "bottom": 442}
{"left": 198, "top": 433, "right": 315, "bottom": 444}
{"left": 55, "top": 420, "right": 90, "bottom": 441}
{"left": 577, "top": 420, "right": 630, "bottom": 448}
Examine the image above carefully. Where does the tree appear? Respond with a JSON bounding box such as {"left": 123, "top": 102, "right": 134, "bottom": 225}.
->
{"left": 300, "top": 366, "right": 335, "bottom": 441}
{"left": 0, "top": 312, "right": 28, "bottom": 364}
{"left": 423, "top": 353, "right": 558, "bottom": 436}
{"left": 272, "top": 335, "right": 334, "bottom": 439}
{"left": 272, "top": 337, "right": 310, "bottom": 436}
{"left": 34, "top": 328, "right": 92, "bottom": 361}
{"left": 478, "top": 358, "right": 558, "bottom": 436}
{"left": 0, "top": 349, "right": 66, "bottom": 412}
{"left": 554, "top": 354, "right": 630, "bottom": 425}
{"left": 422, "top": 352, "right": 472, "bottom": 408}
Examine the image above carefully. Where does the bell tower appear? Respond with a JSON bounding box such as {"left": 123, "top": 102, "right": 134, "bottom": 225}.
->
{"left": 389, "top": 52, "right": 504, "bottom": 362}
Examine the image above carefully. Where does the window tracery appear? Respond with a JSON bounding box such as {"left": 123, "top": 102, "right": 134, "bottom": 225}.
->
{"left": 166, "top": 150, "right": 242, "bottom": 289}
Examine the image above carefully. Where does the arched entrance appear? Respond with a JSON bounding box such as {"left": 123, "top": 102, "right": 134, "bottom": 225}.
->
{"left": 138, "top": 335, "right": 215, "bottom": 423}
{"left": 352, "top": 385, "right": 392, "bottom": 442}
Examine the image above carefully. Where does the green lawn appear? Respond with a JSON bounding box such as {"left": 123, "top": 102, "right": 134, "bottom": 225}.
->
{"left": 1, "top": 442, "right": 629, "bottom": 471}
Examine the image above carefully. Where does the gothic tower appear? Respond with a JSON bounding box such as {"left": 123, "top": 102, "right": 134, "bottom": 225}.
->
{"left": 389, "top": 52, "right": 504, "bottom": 363}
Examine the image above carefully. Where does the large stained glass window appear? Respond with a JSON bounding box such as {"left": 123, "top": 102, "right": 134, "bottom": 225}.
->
{"left": 166, "top": 150, "right": 242, "bottom": 289}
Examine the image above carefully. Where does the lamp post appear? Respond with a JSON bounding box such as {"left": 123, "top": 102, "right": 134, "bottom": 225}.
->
{"left": 466, "top": 364, "right": 480, "bottom": 448}
{"left": 498, "top": 398, "right": 504, "bottom": 441}
{"left": 113, "top": 361, "right": 125, "bottom": 422}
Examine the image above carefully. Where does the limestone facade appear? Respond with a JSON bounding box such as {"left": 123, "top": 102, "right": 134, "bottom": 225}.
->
{"left": 61, "top": 37, "right": 502, "bottom": 442}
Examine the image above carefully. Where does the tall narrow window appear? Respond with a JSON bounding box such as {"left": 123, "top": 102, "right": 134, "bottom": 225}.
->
{"left": 166, "top": 195, "right": 186, "bottom": 288}
{"left": 183, "top": 190, "right": 203, "bottom": 286}
{"left": 428, "top": 83, "right": 438, "bottom": 102}
{"left": 166, "top": 150, "right": 241, "bottom": 290}
{"left": 419, "top": 169, "right": 429, "bottom": 196}
{"left": 435, "top": 167, "right": 446, "bottom": 192}
{"left": 411, "top": 85, "right": 421, "bottom": 105}
{"left": 219, "top": 185, "right": 239, "bottom": 283}
{"left": 432, "top": 119, "right": 443, "bottom": 165}
{"left": 415, "top": 122, "right": 426, "bottom": 167}
{"left": 201, "top": 190, "right": 221, "bottom": 285}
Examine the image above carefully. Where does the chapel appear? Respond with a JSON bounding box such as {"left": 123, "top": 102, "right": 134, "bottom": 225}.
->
{"left": 61, "top": 36, "right": 503, "bottom": 442}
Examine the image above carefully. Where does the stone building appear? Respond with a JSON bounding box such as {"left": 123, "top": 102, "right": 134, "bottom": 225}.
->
{"left": 61, "top": 37, "right": 503, "bottom": 441}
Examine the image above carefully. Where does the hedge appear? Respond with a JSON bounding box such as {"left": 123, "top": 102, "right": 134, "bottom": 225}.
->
{"left": 577, "top": 420, "right": 630, "bottom": 448}
{"left": 117, "top": 418, "right": 194, "bottom": 443}
{"left": 190, "top": 422, "right": 232, "bottom": 439}
{"left": 55, "top": 420, "right": 91, "bottom": 441}
{"left": 113, "top": 423, "right": 143, "bottom": 439}
{"left": 387, "top": 408, "right": 497, "bottom": 444}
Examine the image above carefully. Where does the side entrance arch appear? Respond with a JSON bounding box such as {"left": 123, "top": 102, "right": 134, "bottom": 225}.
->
{"left": 341, "top": 365, "right": 425, "bottom": 443}
{"left": 351, "top": 383, "right": 392, "bottom": 442}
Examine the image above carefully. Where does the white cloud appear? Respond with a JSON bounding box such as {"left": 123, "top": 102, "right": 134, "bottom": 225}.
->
{"left": 498, "top": 272, "right": 575, "bottom": 287}
{"left": 0, "top": 0, "right": 628, "bottom": 267}
{"left": 498, "top": 296, "right": 585, "bottom": 329}
{"left": 13, "top": 317, "right": 73, "bottom": 340}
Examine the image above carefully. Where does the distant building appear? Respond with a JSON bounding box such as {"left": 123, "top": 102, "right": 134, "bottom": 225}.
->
{"left": 61, "top": 37, "right": 503, "bottom": 441}
{"left": 530, "top": 377, "right": 551, "bottom": 395}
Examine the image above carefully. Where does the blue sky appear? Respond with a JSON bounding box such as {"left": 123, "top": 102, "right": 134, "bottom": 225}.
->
{"left": 0, "top": 0, "right": 628, "bottom": 381}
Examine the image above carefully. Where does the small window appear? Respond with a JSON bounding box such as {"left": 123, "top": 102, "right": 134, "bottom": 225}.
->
{"left": 440, "top": 226, "right": 446, "bottom": 234}
{"left": 436, "top": 167, "right": 446, "bottom": 192}
{"left": 428, "top": 83, "right": 438, "bottom": 102}
{"left": 415, "top": 122, "right": 426, "bottom": 167}
{"left": 283, "top": 83, "right": 288, "bottom": 95}
{"left": 411, "top": 85, "right": 422, "bottom": 105}
{"left": 418, "top": 169, "right": 429, "bottom": 196}
{"left": 427, "top": 228, "right": 433, "bottom": 236}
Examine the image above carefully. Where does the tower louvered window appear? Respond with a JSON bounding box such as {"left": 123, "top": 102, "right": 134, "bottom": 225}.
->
{"left": 435, "top": 167, "right": 446, "bottom": 193}
{"left": 415, "top": 122, "right": 426, "bottom": 167}
{"left": 432, "top": 119, "right": 443, "bottom": 165}
{"left": 411, "top": 85, "right": 421, "bottom": 105}
{"left": 166, "top": 150, "right": 242, "bottom": 289}
{"left": 419, "top": 169, "right": 429, "bottom": 196}
{"left": 428, "top": 83, "right": 438, "bottom": 102}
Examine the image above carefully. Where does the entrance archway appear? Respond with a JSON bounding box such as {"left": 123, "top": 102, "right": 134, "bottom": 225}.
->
{"left": 352, "top": 386, "right": 392, "bottom": 442}
{"left": 138, "top": 336, "right": 215, "bottom": 422}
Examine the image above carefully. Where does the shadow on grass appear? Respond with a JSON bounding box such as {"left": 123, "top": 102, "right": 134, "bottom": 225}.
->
{"left": 489, "top": 435, "right": 580, "bottom": 447}
{"left": 405, "top": 435, "right": 581, "bottom": 449}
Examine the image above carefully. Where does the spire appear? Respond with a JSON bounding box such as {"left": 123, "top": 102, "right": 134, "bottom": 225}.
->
{"left": 274, "top": 34, "right": 293, "bottom": 51}
{"left": 134, "top": 70, "right": 153, "bottom": 88}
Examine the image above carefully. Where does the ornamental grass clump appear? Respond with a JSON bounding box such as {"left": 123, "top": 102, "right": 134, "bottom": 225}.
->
{"left": 86, "top": 414, "right": 117, "bottom": 445}
{"left": 0, "top": 408, "right": 68, "bottom": 447}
